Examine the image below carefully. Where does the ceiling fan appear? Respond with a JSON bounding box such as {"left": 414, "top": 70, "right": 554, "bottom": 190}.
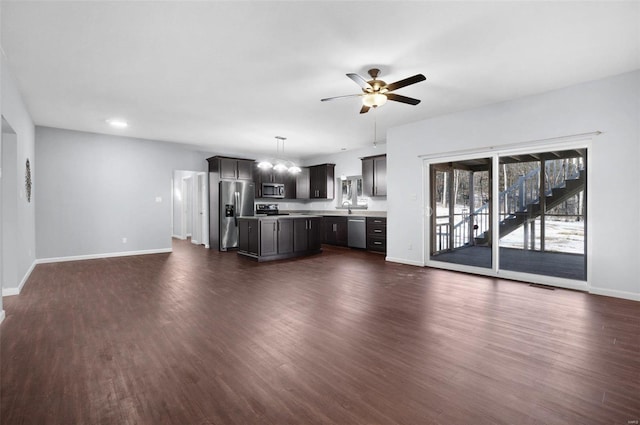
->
{"left": 321, "top": 68, "right": 426, "bottom": 114}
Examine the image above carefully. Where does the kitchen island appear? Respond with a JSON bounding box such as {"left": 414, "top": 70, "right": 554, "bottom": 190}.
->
{"left": 237, "top": 215, "right": 323, "bottom": 262}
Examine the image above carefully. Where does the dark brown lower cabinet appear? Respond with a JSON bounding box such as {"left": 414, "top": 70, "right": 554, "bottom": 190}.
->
{"left": 238, "top": 219, "right": 258, "bottom": 255}
{"left": 294, "top": 217, "right": 321, "bottom": 252}
{"left": 260, "top": 219, "right": 278, "bottom": 257}
{"left": 238, "top": 217, "right": 320, "bottom": 261}
{"left": 277, "top": 219, "right": 294, "bottom": 254}
{"left": 366, "top": 217, "right": 387, "bottom": 253}
{"left": 322, "top": 216, "right": 348, "bottom": 246}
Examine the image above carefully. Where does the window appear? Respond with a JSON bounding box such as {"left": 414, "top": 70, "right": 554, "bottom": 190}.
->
{"left": 338, "top": 176, "right": 368, "bottom": 208}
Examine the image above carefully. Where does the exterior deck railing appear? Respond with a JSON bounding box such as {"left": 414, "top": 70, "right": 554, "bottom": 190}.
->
{"left": 433, "top": 160, "right": 583, "bottom": 254}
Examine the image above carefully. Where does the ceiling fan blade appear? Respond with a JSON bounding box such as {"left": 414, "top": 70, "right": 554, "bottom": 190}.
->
{"left": 359, "top": 105, "right": 370, "bottom": 114}
{"left": 386, "top": 93, "right": 421, "bottom": 105}
{"left": 384, "top": 74, "right": 426, "bottom": 92}
{"left": 321, "top": 93, "right": 362, "bottom": 102}
{"left": 347, "top": 73, "right": 373, "bottom": 91}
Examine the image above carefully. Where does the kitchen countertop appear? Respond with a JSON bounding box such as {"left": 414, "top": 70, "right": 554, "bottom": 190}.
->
{"left": 282, "top": 210, "right": 387, "bottom": 217}
{"left": 240, "top": 211, "right": 386, "bottom": 219}
{"left": 238, "top": 214, "right": 324, "bottom": 220}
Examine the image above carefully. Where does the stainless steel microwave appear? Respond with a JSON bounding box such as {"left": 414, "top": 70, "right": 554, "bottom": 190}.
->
{"left": 262, "top": 183, "right": 285, "bottom": 198}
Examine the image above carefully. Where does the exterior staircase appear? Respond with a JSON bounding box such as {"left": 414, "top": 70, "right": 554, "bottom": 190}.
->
{"left": 472, "top": 167, "right": 585, "bottom": 246}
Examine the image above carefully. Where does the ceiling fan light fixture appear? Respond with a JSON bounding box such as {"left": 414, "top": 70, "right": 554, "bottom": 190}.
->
{"left": 362, "top": 93, "right": 387, "bottom": 108}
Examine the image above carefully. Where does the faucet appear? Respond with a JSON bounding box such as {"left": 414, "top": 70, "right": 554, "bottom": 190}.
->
{"left": 342, "top": 200, "right": 352, "bottom": 214}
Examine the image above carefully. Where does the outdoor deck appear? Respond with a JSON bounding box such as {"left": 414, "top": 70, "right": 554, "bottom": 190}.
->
{"left": 431, "top": 246, "right": 586, "bottom": 281}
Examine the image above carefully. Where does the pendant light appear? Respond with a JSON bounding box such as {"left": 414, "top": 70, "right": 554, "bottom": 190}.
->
{"left": 257, "top": 136, "right": 301, "bottom": 174}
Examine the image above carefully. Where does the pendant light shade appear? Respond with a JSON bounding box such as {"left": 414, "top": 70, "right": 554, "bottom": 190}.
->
{"left": 258, "top": 136, "right": 301, "bottom": 174}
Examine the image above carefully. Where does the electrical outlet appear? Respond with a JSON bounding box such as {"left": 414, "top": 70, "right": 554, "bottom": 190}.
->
{"left": 155, "top": 196, "right": 162, "bottom": 203}
{"left": 408, "top": 244, "right": 413, "bottom": 250}
{"left": 122, "top": 237, "right": 127, "bottom": 244}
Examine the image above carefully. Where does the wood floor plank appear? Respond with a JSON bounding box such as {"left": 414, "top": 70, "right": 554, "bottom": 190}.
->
{"left": 1, "top": 239, "right": 639, "bottom": 424}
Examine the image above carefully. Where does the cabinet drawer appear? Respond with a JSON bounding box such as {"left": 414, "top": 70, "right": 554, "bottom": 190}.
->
{"left": 367, "top": 236, "right": 387, "bottom": 252}
{"left": 367, "top": 223, "right": 386, "bottom": 237}
{"left": 366, "top": 217, "right": 386, "bottom": 225}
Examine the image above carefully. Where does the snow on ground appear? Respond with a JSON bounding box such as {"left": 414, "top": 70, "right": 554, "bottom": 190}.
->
{"left": 435, "top": 203, "right": 584, "bottom": 254}
{"left": 500, "top": 220, "right": 584, "bottom": 254}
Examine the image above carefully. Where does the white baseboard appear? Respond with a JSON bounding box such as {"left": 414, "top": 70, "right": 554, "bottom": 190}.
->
{"left": 36, "top": 248, "right": 173, "bottom": 265}
{"left": 385, "top": 256, "right": 425, "bottom": 267}
{"left": 172, "top": 234, "right": 186, "bottom": 240}
{"left": 0, "top": 309, "right": 5, "bottom": 324}
{"left": 2, "top": 260, "right": 37, "bottom": 297}
{"left": 589, "top": 286, "right": 640, "bottom": 302}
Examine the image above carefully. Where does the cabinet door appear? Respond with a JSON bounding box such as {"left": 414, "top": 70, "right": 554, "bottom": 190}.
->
{"left": 277, "top": 219, "right": 294, "bottom": 254}
{"left": 293, "top": 218, "right": 308, "bottom": 252}
{"left": 309, "top": 164, "right": 335, "bottom": 199}
{"left": 335, "top": 218, "right": 348, "bottom": 246}
{"left": 373, "top": 156, "right": 387, "bottom": 196}
{"left": 325, "top": 164, "right": 335, "bottom": 199}
{"left": 238, "top": 220, "right": 250, "bottom": 253}
{"left": 362, "top": 158, "right": 374, "bottom": 197}
{"left": 296, "top": 168, "right": 310, "bottom": 199}
{"left": 309, "top": 166, "right": 321, "bottom": 198}
{"left": 239, "top": 220, "right": 259, "bottom": 255}
{"left": 248, "top": 222, "right": 259, "bottom": 255}
{"left": 253, "top": 164, "right": 263, "bottom": 198}
{"left": 260, "top": 220, "right": 278, "bottom": 256}
{"left": 283, "top": 172, "right": 296, "bottom": 199}
{"left": 237, "top": 160, "right": 254, "bottom": 180}
{"left": 307, "top": 218, "right": 322, "bottom": 251}
{"left": 322, "top": 218, "right": 336, "bottom": 244}
{"left": 219, "top": 158, "right": 238, "bottom": 180}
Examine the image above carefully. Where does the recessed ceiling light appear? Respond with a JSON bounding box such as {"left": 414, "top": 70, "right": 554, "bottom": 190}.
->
{"left": 106, "top": 119, "right": 128, "bottom": 129}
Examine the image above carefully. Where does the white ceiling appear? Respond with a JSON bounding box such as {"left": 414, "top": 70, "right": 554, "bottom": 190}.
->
{"left": 2, "top": 1, "right": 639, "bottom": 160}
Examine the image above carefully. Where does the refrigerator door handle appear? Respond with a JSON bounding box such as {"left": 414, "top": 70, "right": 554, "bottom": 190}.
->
{"left": 234, "top": 191, "right": 240, "bottom": 227}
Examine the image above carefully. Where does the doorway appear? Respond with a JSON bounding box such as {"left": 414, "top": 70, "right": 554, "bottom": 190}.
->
{"left": 2, "top": 117, "right": 19, "bottom": 294}
{"left": 181, "top": 176, "right": 193, "bottom": 240}
{"left": 172, "top": 170, "right": 207, "bottom": 247}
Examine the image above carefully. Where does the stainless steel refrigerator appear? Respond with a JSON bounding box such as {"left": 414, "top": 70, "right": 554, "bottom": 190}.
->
{"left": 210, "top": 180, "right": 255, "bottom": 251}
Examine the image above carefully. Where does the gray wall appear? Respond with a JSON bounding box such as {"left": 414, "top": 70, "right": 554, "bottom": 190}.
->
{"left": 35, "top": 127, "right": 207, "bottom": 259}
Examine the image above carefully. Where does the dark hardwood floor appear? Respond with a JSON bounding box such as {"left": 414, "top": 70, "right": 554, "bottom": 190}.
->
{"left": 1, "top": 239, "right": 639, "bottom": 424}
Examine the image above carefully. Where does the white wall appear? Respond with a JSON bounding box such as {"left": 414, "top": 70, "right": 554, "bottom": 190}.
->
{"left": 35, "top": 127, "right": 208, "bottom": 260}
{"left": 274, "top": 144, "right": 388, "bottom": 212}
{"left": 387, "top": 70, "right": 640, "bottom": 300}
{"left": 1, "top": 57, "right": 36, "bottom": 297}
{"left": 0, "top": 4, "right": 3, "bottom": 318}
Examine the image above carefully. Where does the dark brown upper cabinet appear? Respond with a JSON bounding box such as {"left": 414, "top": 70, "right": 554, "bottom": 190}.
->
{"left": 309, "top": 164, "right": 335, "bottom": 199}
{"left": 208, "top": 156, "right": 254, "bottom": 181}
{"left": 362, "top": 154, "right": 386, "bottom": 197}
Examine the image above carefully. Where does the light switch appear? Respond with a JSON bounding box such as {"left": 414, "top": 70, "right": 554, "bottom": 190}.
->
{"left": 155, "top": 196, "right": 162, "bottom": 203}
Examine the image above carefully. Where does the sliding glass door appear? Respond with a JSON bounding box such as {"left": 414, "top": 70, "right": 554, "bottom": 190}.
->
{"left": 429, "top": 158, "right": 492, "bottom": 269}
{"left": 427, "top": 146, "right": 587, "bottom": 284}
{"left": 497, "top": 149, "right": 586, "bottom": 280}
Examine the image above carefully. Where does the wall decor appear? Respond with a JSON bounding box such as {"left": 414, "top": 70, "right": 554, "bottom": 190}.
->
{"left": 25, "top": 158, "right": 32, "bottom": 203}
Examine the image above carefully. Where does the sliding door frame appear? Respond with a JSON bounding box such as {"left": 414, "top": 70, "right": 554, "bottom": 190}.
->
{"left": 422, "top": 136, "right": 594, "bottom": 292}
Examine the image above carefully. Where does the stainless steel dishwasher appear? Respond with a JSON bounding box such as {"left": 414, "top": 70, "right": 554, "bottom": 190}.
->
{"left": 347, "top": 217, "right": 366, "bottom": 248}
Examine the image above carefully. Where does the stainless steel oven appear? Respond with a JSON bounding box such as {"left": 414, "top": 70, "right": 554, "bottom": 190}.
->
{"left": 261, "top": 183, "right": 285, "bottom": 198}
